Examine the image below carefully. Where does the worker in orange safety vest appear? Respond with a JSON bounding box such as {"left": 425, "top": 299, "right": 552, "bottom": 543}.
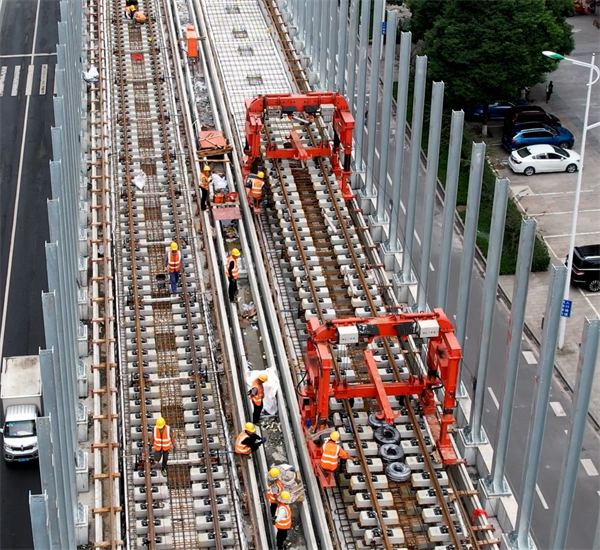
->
{"left": 249, "top": 372, "right": 268, "bottom": 425}
{"left": 225, "top": 248, "right": 240, "bottom": 302}
{"left": 274, "top": 490, "right": 293, "bottom": 550}
{"left": 123, "top": 3, "right": 137, "bottom": 19}
{"left": 234, "top": 422, "right": 265, "bottom": 456}
{"left": 153, "top": 417, "right": 172, "bottom": 476}
{"left": 200, "top": 164, "right": 211, "bottom": 211}
{"left": 133, "top": 10, "right": 147, "bottom": 23}
{"left": 245, "top": 171, "right": 265, "bottom": 208}
{"left": 319, "top": 431, "right": 349, "bottom": 476}
{"left": 266, "top": 467, "right": 284, "bottom": 518}
{"left": 166, "top": 242, "right": 182, "bottom": 293}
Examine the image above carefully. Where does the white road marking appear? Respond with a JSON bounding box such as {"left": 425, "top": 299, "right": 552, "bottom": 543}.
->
{"left": 550, "top": 401, "right": 566, "bottom": 417}
{"left": 487, "top": 387, "right": 499, "bottom": 409}
{"left": 581, "top": 459, "right": 599, "bottom": 477}
{"left": 525, "top": 190, "right": 595, "bottom": 197}
{"left": 545, "top": 230, "right": 600, "bottom": 238}
{"left": 10, "top": 65, "right": 21, "bottom": 96}
{"left": 536, "top": 484, "right": 549, "bottom": 510}
{"left": 39, "top": 64, "right": 47, "bottom": 95}
{"left": 579, "top": 288, "right": 600, "bottom": 317}
{"left": 536, "top": 208, "right": 600, "bottom": 217}
{"left": 523, "top": 351, "right": 537, "bottom": 364}
{"left": 0, "top": 66, "right": 7, "bottom": 96}
{"left": 0, "top": 52, "right": 57, "bottom": 59}
{"left": 25, "top": 64, "right": 34, "bottom": 96}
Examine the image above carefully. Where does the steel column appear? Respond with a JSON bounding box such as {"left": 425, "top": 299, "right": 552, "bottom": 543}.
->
{"left": 550, "top": 318, "right": 600, "bottom": 549}
{"left": 436, "top": 111, "right": 464, "bottom": 310}
{"left": 328, "top": 0, "right": 339, "bottom": 90}
{"left": 305, "top": 0, "right": 313, "bottom": 59}
{"left": 345, "top": 0, "right": 360, "bottom": 113}
{"left": 338, "top": 0, "right": 349, "bottom": 95}
{"left": 354, "top": 0, "right": 372, "bottom": 169}
{"left": 318, "top": 0, "right": 328, "bottom": 88}
{"left": 386, "top": 32, "right": 411, "bottom": 252}
{"left": 416, "top": 82, "right": 445, "bottom": 310}
{"left": 401, "top": 55, "right": 427, "bottom": 282}
{"left": 373, "top": 10, "right": 397, "bottom": 223}
{"left": 364, "top": 0, "right": 385, "bottom": 194}
{"left": 466, "top": 180, "right": 508, "bottom": 443}
{"left": 486, "top": 219, "right": 537, "bottom": 495}
{"left": 512, "top": 265, "right": 568, "bottom": 549}
{"left": 29, "top": 492, "right": 53, "bottom": 550}
{"left": 455, "top": 142, "right": 485, "bottom": 386}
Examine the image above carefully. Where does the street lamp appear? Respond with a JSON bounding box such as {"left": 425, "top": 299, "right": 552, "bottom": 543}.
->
{"left": 542, "top": 51, "right": 600, "bottom": 350}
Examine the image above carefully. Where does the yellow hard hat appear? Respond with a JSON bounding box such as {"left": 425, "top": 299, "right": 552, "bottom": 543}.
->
{"left": 257, "top": 171, "right": 265, "bottom": 178}
{"left": 330, "top": 431, "right": 340, "bottom": 442}
{"left": 170, "top": 242, "right": 178, "bottom": 250}
{"left": 156, "top": 417, "right": 166, "bottom": 429}
{"left": 203, "top": 165, "right": 211, "bottom": 171}
{"left": 269, "top": 467, "right": 281, "bottom": 479}
{"left": 232, "top": 248, "right": 241, "bottom": 257}
{"left": 245, "top": 422, "right": 256, "bottom": 433}
{"left": 279, "top": 491, "right": 291, "bottom": 502}
{"left": 258, "top": 373, "right": 268, "bottom": 382}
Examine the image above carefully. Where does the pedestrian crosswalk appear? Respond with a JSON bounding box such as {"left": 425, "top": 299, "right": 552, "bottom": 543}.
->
{"left": 0, "top": 63, "right": 54, "bottom": 98}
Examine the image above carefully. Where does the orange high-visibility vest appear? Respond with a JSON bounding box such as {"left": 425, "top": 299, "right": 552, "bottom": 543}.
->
{"left": 250, "top": 379, "right": 264, "bottom": 406}
{"left": 275, "top": 503, "right": 292, "bottom": 530}
{"left": 167, "top": 250, "right": 182, "bottom": 272}
{"left": 134, "top": 11, "right": 146, "bottom": 23}
{"left": 248, "top": 176, "right": 264, "bottom": 199}
{"left": 226, "top": 256, "right": 238, "bottom": 279}
{"left": 235, "top": 431, "right": 251, "bottom": 455}
{"left": 320, "top": 440, "right": 348, "bottom": 471}
{"left": 153, "top": 425, "right": 172, "bottom": 451}
{"left": 200, "top": 173, "right": 210, "bottom": 190}
{"left": 266, "top": 480, "right": 284, "bottom": 504}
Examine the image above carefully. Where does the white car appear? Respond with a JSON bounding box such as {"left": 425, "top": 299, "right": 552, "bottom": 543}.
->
{"left": 508, "top": 144, "right": 581, "bottom": 176}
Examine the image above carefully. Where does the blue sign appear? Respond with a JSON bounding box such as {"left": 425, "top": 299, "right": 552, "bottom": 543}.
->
{"left": 561, "top": 299, "right": 572, "bottom": 318}
{"left": 381, "top": 22, "right": 387, "bottom": 35}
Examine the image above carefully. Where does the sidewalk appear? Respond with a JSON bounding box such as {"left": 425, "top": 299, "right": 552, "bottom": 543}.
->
{"left": 497, "top": 13, "right": 600, "bottom": 426}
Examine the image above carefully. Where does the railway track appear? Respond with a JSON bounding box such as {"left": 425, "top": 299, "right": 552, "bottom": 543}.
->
{"left": 109, "top": 0, "right": 254, "bottom": 547}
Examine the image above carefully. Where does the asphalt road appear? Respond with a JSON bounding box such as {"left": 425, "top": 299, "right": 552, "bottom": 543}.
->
{"left": 0, "top": 0, "right": 59, "bottom": 547}
{"left": 358, "top": 70, "right": 599, "bottom": 550}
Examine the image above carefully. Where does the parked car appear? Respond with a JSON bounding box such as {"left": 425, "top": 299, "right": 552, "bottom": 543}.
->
{"left": 502, "top": 122, "right": 575, "bottom": 150}
{"left": 503, "top": 105, "right": 561, "bottom": 134}
{"left": 508, "top": 144, "right": 580, "bottom": 175}
{"left": 568, "top": 245, "right": 600, "bottom": 292}
{"left": 573, "top": 0, "right": 596, "bottom": 14}
{"left": 466, "top": 100, "right": 529, "bottom": 121}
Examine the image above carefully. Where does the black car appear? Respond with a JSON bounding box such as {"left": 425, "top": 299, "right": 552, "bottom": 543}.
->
{"left": 568, "top": 245, "right": 600, "bottom": 292}
{"left": 504, "top": 105, "right": 561, "bottom": 134}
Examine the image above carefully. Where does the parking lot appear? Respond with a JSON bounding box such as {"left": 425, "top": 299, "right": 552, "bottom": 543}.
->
{"left": 468, "top": 13, "right": 600, "bottom": 420}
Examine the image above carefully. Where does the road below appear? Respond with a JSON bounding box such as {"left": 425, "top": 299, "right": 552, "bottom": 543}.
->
{"left": 0, "top": 0, "right": 59, "bottom": 547}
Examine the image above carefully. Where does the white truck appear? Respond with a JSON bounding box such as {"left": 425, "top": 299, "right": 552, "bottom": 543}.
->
{"left": 0, "top": 355, "right": 43, "bottom": 462}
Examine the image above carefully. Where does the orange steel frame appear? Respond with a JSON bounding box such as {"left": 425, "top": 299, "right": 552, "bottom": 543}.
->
{"left": 299, "top": 309, "right": 462, "bottom": 466}
{"left": 242, "top": 92, "right": 355, "bottom": 200}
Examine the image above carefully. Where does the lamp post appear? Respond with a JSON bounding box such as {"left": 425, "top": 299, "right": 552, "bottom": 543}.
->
{"left": 542, "top": 51, "right": 600, "bottom": 350}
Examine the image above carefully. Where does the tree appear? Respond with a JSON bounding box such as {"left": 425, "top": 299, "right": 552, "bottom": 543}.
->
{"left": 407, "top": 0, "right": 574, "bottom": 131}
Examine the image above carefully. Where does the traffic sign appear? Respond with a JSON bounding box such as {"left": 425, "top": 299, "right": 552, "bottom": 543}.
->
{"left": 561, "top": 299, "right": 572, "bottom": 318}
{"left": 381, "top": 22, "right": 387, "bottom": 35}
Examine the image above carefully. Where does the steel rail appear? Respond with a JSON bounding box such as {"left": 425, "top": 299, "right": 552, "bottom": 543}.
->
{"left": 112, "top": 1, "right": 157, "bottom": 546}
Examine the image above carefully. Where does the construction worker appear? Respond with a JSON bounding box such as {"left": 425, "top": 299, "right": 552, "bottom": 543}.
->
{"left": 200, "top": 165, "right": 211, "bottom": 211}
{"left": 266, "top": 467, "right": 284, "bottom": 518}
{"left": 166, "top": 242, "right": 182, "bottom": 293}
{"left": 123, "top": 1, "right": 137, "bottom": 19}
{"left": 133, "top": 10, "right": 147, "bottom": 23}
{"left": 153, "top": 417, "right": 172, "bottom": 476}
{"left": 249, "top": 372, "right": 268, "bottom": 425}
{"left": 319, "top": 431, "right": 349, "bottom": 476}
{"left": 225, "top": 248, "right": 240, "bottom": 302}
{"left": 234, "top": 422, "right": 265, "bottom": 455}
{"left": 245, "top": 171, "right": 265, "bottom": 208}
{"left": 274, "top": 490, "right": 293, "bottom": 550}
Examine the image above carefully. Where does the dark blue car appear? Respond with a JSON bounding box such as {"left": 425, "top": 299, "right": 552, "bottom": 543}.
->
{"left": 502, "top": 122, "right": 575, "bottom": 151}
{"left": 466, "top": 100, "right": 530, "bottom": 121}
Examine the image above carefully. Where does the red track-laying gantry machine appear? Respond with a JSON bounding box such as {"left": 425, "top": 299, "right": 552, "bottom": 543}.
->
{"left": 242, "top": 92, "right": 355, "bottom": 210}
{"left": 299, "top": 310, "right": 462, "bottom": 486}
